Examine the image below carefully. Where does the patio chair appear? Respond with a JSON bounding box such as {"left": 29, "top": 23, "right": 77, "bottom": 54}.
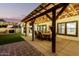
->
{"left": 42, "top": 31, "right": 52, "bottom": 41}
{"left": 38, "top": 31, "right": 45, "bottom": 40}
{"left": 35, "top": 31, "right": 39, "bottom": 38}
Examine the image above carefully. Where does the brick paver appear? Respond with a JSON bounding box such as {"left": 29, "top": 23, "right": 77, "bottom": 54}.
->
{"left": 0, "top": 41, "right": 44, "bottom": 56}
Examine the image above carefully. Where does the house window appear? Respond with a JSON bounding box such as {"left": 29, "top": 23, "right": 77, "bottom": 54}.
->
{"left": 58, "top": 23, "right": 65, "bottom": 34}
{"left": 57, "top": 21, "right": 78, "bottom": 36}
{"left": 66, "top": 22, "right": 77, "bottom": 36}
{"left": 42, "top": 25, "right": 47, "bottom": 32}
{"left": 37, "top": 25, "right": 42, "bottom": 31}
{"left": 37, "top": 25, "right": 47, "bottom": 32}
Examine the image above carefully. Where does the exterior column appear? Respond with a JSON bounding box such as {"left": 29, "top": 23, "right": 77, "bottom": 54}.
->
{"left": 21, "top": 26, "right": 24, "bottom": 34}
{"left": 32, "top": 23, "right": 34, "bottom": 41}
{"left": 51, "top": 9, "right": 56, "bottom": 53}
{"left": 25, "top": 23, "right": 27, "bottom": 36}
{"left": 21, "top": 22, "right": 24, "bottom": 34}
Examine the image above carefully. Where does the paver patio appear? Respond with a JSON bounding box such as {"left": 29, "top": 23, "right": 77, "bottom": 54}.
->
{"left": 0, "top": 41, "right": 44, "bottom": 56}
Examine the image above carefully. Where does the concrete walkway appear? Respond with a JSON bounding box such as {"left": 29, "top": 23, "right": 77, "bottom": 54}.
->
{"left": 0, "top": 41, "right": 44, "bottom": 56}
{"left": 22, "top": 36, "right": 54, "bottom": 56}
{"left": 22, "top": 36, "right": 79, "bottom": 56}
{"left": 56, "top": 37, "right": 79, "bottom": 56}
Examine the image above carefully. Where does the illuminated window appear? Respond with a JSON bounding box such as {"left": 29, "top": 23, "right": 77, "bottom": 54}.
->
{"left": 58, "top": 23, "right": 65, "bottom": 34}
{"left": 66, "top": 21, "right": 77, "bottom": 36}
{"left": 57, "top": 21, "right": 78, "bottom": 36}
{"left": 37, "top": 25, "right": 47, "bottom": 32}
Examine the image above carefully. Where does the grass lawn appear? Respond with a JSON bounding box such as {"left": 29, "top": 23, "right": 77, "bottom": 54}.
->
{"left": 0, "top": 33, "right": 24, "bottom": 45}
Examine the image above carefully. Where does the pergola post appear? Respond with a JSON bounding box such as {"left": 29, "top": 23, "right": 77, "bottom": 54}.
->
{"left": 32, "top": 23, "right": 34, "bottom": 41}
{"left": 31, "top": 20, "right": 35, "bottom": 41}
{"left": 51, "top": 9, "right": 56, "bottom": 53}
{"left": 25, "top": 23, "right": 27, "bottom": 36}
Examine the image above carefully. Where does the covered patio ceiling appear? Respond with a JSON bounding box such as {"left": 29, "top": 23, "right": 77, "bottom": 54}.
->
{"left": 22, "top": 3, "right": 79, "bottom": 24}
{"left": 21, "top": 3, "right": 60, "bottom": 22}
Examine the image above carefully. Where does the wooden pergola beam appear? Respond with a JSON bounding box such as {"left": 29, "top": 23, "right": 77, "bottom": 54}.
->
{"left": 33, "top": 5, "right": 52, "bottom": 20}
{"left": 24, "top": 3, "right": 69, "bottom": 22}
{"left": 22, "top": 3, "right": 51, "bottom": 22}
{"left": 40, "top": 5, "right": 53, "bottom": 20}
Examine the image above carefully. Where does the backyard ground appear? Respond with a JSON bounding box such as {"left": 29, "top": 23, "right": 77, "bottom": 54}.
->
{"left": 0, "top": 33, "right": 44, "bottom": 56}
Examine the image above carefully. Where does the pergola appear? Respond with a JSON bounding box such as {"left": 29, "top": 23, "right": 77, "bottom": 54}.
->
{"left": 22, "top": 3, "right": 69, "bottom": 53}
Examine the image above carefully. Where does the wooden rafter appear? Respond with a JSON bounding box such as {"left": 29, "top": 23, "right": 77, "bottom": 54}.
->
{"left": 40, "top": 5, "right": 52, "bottom": 20}
{"left": 69, "top": 4, "right": 78, "bottom": 15}
{"left": 56, "top": 4, "right": 69, "bottom": 19}
{"left": 56, "top": 4, "right": 79, "bottom": 19}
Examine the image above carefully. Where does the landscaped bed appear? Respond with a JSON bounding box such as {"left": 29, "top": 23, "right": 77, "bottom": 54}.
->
{"left": 0, "top": 33, "right": 24, "bottom": 45}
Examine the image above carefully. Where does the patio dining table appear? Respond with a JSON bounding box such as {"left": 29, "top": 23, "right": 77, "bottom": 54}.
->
{"left": 42, "top": 33, "right": 50, "bottom": 35}
{"left": 42, "top": 33, "right": 51, "bottom": 41}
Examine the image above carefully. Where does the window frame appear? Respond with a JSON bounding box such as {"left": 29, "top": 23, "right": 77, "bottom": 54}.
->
{"left": 57, "top": 22, "right": 66, "bottom": 35}
{"left": 66, "top": 21, "right": 78, "bottom": 37}
{"left": 37, "top": 25, "right": 47, "bottom": 32}
{"left": 57, "top": 21, "right": 78, "bottom": 37}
